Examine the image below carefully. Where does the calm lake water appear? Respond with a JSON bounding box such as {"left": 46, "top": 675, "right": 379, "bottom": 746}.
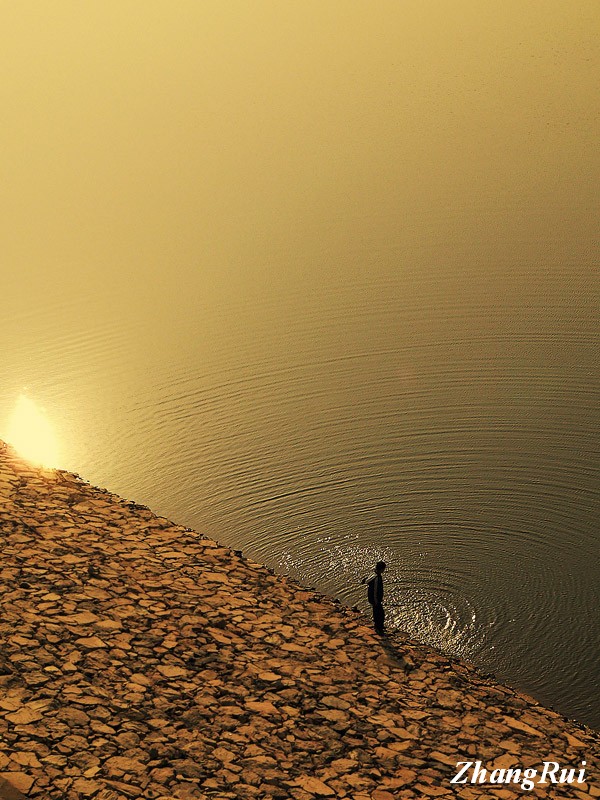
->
{"left": 1, "top": 3, "right": 598, "bottom": 728}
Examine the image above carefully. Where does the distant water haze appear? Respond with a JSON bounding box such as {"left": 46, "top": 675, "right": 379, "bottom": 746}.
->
{"left": 1, "top": 2, "right": 598, "bottom": 727}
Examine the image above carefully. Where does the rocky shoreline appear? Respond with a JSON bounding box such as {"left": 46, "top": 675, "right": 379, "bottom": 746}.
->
{"left": 0, "top": 441, "right": 597, "bottom": 799}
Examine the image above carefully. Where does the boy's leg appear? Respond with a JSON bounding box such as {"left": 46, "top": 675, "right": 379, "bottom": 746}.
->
{"left": 373, "top": 604, "right": 385, "bottom": 634}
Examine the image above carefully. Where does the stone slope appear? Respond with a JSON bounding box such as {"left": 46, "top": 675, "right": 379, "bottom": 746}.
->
{"left": 0, "top": 442, "right": 597, "bottom": 799}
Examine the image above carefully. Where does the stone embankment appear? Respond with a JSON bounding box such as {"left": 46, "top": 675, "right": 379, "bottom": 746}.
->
{"left": 0, "top": 441, "right": 597, "bottom": 799}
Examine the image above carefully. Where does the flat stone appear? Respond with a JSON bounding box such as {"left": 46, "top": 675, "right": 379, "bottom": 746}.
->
{"left": 502, "top": 717, "right": 544, "bottom": 737}
{"left": 295, "top": 776, "right": 335, "bottom": 796}
{"left": 201, "top": 571, "right": 229, "bottom": 583}
{"left": 74, "top": 695, "right": 104, "bottom": 706}
{"left": 0, "top": 698, "right": 23, "bottom": 712}
{"left": 317, "top": 709, "right": 348, "bottom": 723}
{"left": 71, "top": 778, "right": 105, "bottom": 796}
{"left": 75, "top": 636, "right": 107, "bottom": 649}
{"left": 68, "top": 612, "right": 100, "bottom": 624}
{"left": 5, "top": 707, "right": 43, "bottom": 725}
{"left": 157, "top": 665, "right": 187, "bottom": 678}
{"left": 281, "top": 643, "right": 311, "bottom": 653}
{"left": 321, "top": 695, "right": 350, "bottom": 710}
{"left": 9, "top": 752, "right": 42, "bottom": 768}
{"left": 436, "top": 689, "right": 462, "bottom": 708}
{"left": 245, "top": 700, "right": 280, "bottom": 716}
{"left": 104, "top": 778, "right": 144, "bottom": 796}
{"left": 172, "top": 759, "right": 204, "bottom": 778}
{"left": 103, "top": 756, "right": 146, "bottom": 776}
{"left": 257, "top": 671, "right": 282, "bottom": 682}
{"left": 0, "top": 773, "right": 33, "bottom": 796}
{"left": 58, "top": 707, "right": 92, "bottom": 726}
{"left": 429, "top": 750, "right": 456, "bottom": 766}
{"left": 415, "top": 783, "right": 449, "bottom": 797}
{"left": 391, "top": 767, "right": 417, "bottom": 785}
{"left": 565, "top": 733, "right": 588, "bottom": 749}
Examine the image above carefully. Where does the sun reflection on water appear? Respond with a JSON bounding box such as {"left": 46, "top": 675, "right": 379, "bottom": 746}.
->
{"left": 4, "top": 394, "right": 61, "bottom": 469}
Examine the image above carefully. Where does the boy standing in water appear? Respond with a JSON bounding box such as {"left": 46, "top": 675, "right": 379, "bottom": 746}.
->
{"left": 367, "top": 561, "right": 386, "bottom": 635}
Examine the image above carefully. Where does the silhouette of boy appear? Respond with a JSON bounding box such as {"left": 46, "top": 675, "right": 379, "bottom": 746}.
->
{"left": 367, "top": 561, "right": 386, "bottom": 635}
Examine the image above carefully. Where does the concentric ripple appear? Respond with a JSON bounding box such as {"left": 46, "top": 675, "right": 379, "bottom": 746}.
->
{"left": 387, "top": 572, "right": 485, "bottom": 661}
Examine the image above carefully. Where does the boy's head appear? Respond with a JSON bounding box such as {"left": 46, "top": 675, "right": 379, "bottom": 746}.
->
{"left": 376, "top": 561, "right": 386, "bottom": 573}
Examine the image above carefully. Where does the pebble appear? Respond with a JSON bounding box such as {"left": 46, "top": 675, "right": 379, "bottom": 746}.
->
{"left": 0, "top": 441, "right": 598, "bottom": 798}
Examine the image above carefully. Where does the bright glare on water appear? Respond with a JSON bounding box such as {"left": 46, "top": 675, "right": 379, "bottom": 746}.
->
{"left": 4, "top": 394, "right": 61, "bottom": 469}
